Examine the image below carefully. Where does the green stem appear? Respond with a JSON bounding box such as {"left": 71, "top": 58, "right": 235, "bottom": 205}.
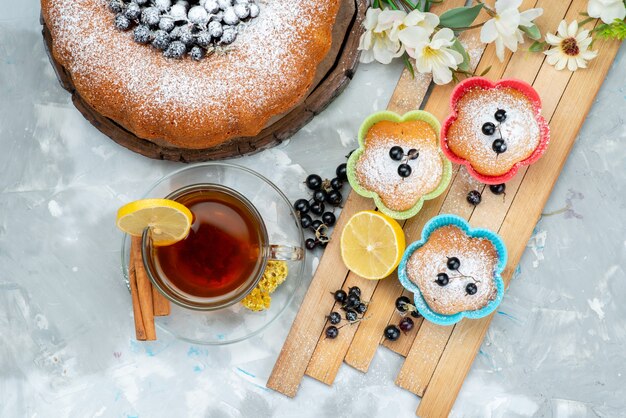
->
{"left": 476, "top": 0, "right": 496, "bottom": 17}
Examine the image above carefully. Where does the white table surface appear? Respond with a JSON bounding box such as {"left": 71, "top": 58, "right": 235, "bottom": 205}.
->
{"left": 1, "top": 2, "right": 625, "bottom": 417}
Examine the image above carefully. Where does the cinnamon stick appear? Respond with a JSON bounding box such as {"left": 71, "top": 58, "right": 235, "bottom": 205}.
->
{"left": 152, "top": 284, "right": 171, "bottom": 316}
{"left": 131, "top": 236, "right": 156, "bottom": 340}
{"left": 128, "top": 246, "right": 147, "bottom": 341}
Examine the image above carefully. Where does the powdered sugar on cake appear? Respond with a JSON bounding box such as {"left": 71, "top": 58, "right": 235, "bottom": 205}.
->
{"left": 447, "top": 86, "right": 541, "bottom": 177}
{"left": 406, "top": 225, "right": 498, "bottom": 315}
{"left": 42, "top": 0, "right": 338, "bottom": 148}
{"left": 354, "top": 120, "right": 444, "bottom": 212}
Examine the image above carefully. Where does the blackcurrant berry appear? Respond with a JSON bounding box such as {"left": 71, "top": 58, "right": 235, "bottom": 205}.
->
{"left": 313, "top": 190, "right": 327, "bottom": 203}
{"left": 494, "top": 109, "right": 507, "bottom": 122}
{"left": 395, "top": 296, "right": 411, "bottom": 312}
{"left": 310, "top": 201, "right": 325, "bottom": 216}
{"left": 466, "top": 283, "right": 478, "bottom": 295}
{"left": 321, "top": 212, "right": 336, "bottom": 226}
{"left": 326, "top": 326, "right": 339, "bottom": 339}
{"left": 410, "top": 310, "right": 422, "bottom": 319}
{"left": 326, "top": 190, "right": 342, "bottom": 206}
{"left": 348, "top": 286, "right": 361, "bottom": 298}
{"left": 447, "top": 257, "right": 460, "bottom": 270}
{"left": 344, "top": 294, "right": 360, "bottom": 309}
{"left": 318, "top": 240, "right": 328, "bottom": 249}
{"left": 334, "top": 289, "right": 347, "bottom": 303}
{"left": 399, "top": 317, "right": 414, "bottom": 332}
{"left": 492, "top": 138, "right": 507, "bottom": 154}
{"left": 389, "top": 146, "right": 404, "bottom": 161}
{"left": 384, "top": 325, "right": 401, "bottom": 341}
{"left": 356, "top": 303, "right": 367, "bottom": 314}
{"left": 300, "top": 214, "right": 313, "bottom": 229}
{"left": 306, "top": 174, "right": 323, "bottom": 190}
{"left": 482, "top": 122, "right": 496, "bottom": 136}
{"left": 467, "top": 190, "right": 482, "bottom": 206}
{"left": 294, "top": 198, "right": 310, "bottom": 214}
{"left": 311, "top": 220, "right": 323, "bottom": 231}
{"left": 407, "top": 148, "right": 419, "bottom": 160}
{"left": 490, "top": 183, "right": 506, "bottom": 195}
{"left": 305, "top": 238, "right": 317, "bottom": 250}
{"left": 329, "top": 311, "right": 341, "bottom": 325}
{"left": 435, "top": 272, "right": 449, "bottom": 286}
{"left": 398, "top": 163, "right": 412, "bottom": 178}
{"left": 330, "top": 177, "right": 343, "bottom": 191}
{"left": 345, "top": 310, "right": 358, "bottom": 322}
{"left": 336, "top": 163, "right": 348, "bottom": 181}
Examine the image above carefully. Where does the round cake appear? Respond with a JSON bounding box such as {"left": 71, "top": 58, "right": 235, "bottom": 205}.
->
{"left": 41, "top": 0, "right": 341, "bottom": 149}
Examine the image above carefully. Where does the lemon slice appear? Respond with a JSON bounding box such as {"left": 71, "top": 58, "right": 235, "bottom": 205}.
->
{"left": 340, "top": 210, "right": 406, "bottom": 280}
{"left": 116, "top": 199, "right": 193, "bottom": 246}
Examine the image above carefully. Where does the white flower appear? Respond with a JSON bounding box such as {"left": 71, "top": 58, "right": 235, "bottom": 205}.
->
{"left": 403, "top": 28, "right": 464, "bottom": 85}
{"left": 391, "top": 9, "right": 439, "bottom": 42}
{"left": 480, "top": 0, "right": 543, "bottom": 62}
{"left": 544, "top": 20, "right": 598, "bottom": 71}
{"left": 358, "top": 8, "right": 406, "bottom": 64}
{"left": 587, "top": 0, "right": 626, "bottom": 24}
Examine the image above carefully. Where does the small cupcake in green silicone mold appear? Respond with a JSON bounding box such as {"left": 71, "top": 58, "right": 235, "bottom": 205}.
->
{"left": 347, "top": 111, "right": 452, "bottom": 220}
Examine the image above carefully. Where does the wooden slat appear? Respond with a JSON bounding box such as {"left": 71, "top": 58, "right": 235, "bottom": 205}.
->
{"left": 267, "top": 192, "right": 372, "bottom": 396}
{"left": 396, "top": 0, "right": 577, "bottom": 398}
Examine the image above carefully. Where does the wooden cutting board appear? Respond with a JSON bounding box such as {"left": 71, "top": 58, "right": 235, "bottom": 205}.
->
{"left": 267, "top": 0, "right": 622, "bottom": 416}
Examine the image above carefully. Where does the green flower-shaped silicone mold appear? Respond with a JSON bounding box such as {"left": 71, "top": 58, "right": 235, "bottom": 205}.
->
{"left": 347, "top": 111, "right": 452, "bottom": 220}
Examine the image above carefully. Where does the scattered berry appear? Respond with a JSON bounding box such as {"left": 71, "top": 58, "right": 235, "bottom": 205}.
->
{"left": 482, "top": 122, "right": 496, "bottom": 136}
{"left": 178, "top": 26, "right": 194, "bottom": 46}
{"left": 196, "top": 31, "right": 212, "bottom": 47}
{"left": 345, "top": 310, "right": 358, "bottom": 322}
{"left": 294, "top": 199, "right": 310, "bottom": 214}
{"left": 492, "top": 138, "right": 507, "bottom": 154}
{"left": 133, "top": 25, "right": 152, "bottom": 44}
{"left": 188, "top": 5, "right": 210, "bottom": 25}
{"left": 313, "top": 190, "right": 327, "bottom": 203}
{"left": 334, "top": 289, "right": 347, "bottom": 303}
{"left": 348, "top": 286, "right": 361, "bottom": 298}
{"left": 208, "top": 20, "right": 223, "bottom": 38}
{"left": 125, "top": 2, "right": 142, "bottom": 20}
{"left": 306, "top": 174, "right": 323, "bottom": 190}
{"left": 234, "top": 3, "right": 250, "bottom": 19}
{"left": 325, "top": 326, "right": 339, "bottom": 339}
{"left": 326, "top": 190, "right": 342, "bottom": 206}
{"left": 490, "top": 183, "right": 506, "bottom": 195}
{"left": 384, "top": 325, "right": 401, "bottom": 341}
{"left": 220, "top": 25, "right": 238, "bottom": 44}
{"left": 154, "top": 0, "right": 172, "bottom": 11}
{"left": 310, "top": 201, "right": 325, "bottom": 216}
{"left": 407, "top": 148, "right": 419, "bottom": 160}
{"left": 446, "top": 257, "right": 460, "bottom": 271}
{"left": 321, "top": 212, "right": 336, "bottom": 226}
{"left": 494, "top": 109, "right": 507, "bottom": 122}
{"left": 114, "top": 14, "right": 131, "bottom": 30}
{"left": 249, "top": 2, "right": 260, "bottom": 17}
{"left": 329, "top": 311, "right": 341, "bottom": 325}
{"left": 344, "top": 294, "right": 360, "bottom": 309}
{"left": 300, "top": 214, "right": 312, "bottom": 229}
{"left": 311, "top": 219, "right": 323, "bottom": 231}
{"left": 399, "top": 317, "right": 414, "bottom": 332}
{"left": 204, "top": 0, "right": 220, "bottom": 13}
{"left": 141, "top": 7, "right": 161, "bottom": 26}
{"left": 163, "top": 40, "right": 186, "bottom": 58}
{"left": 435, "top": 272, "right": 449, "bottom": 286}
{"left": 410, "top": 310, "right": 422, "bottom": 319}
{"left": 336, "top": 163, "right": 348, "bottom": 181}
{"left": 151, "top": 30, "right": 171, "bottom": 50}
{"left": 398, "top": 163, "right": 412, "bottom": 178}
{"left": 467, "top": 190, "right": 482, "bottom": 206}
{"left": 305, "top": 238, "right": 317, "bottom": 250}
{"left": 466, "top": 283, "right": 478, "bottom": 295}
{"left": 389, "top": 146, "right": 404, "bottom": 161}
{"left": 158, "top": 16, "right": 175, "bottom": 32}
{"left": 330, "top": 177, "right": 343, "bottom": 191}
{"left": 109, "top": 0, "right": 124, "bottom": 13}
{"left": 395, "top": 296, "right": 411, "bottom": 312}
{"left": 356, "top": 303, "right": 367, "bottom": 314}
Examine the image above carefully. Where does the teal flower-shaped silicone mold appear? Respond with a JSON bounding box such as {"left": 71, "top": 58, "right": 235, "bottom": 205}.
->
{"left": 347, "top": 111, "right": 452, "bottom": 220}
{"left": 398, "top": 214, "right": 508, "bottom": 326}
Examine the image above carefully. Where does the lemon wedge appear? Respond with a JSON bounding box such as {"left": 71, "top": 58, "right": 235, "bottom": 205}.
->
{"left": 116, "top": 199, "right": 193, "bottom": 246}
{"left": 340, "top": 210, "right": 405, "bottom": 280}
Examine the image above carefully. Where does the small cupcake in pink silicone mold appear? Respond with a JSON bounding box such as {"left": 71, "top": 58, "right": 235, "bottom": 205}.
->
{"left": 441, "top": 77, "right": 550, "bottom": 184}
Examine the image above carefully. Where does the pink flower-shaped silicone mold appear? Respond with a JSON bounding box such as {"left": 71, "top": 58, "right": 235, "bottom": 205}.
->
{"left": 441, "top": 77, "right": 550, "bottom": 185}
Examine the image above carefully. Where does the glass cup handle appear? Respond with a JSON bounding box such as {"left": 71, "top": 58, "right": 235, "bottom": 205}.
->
{"left": 268, "top": 245, "right": 304, "bottom": 261}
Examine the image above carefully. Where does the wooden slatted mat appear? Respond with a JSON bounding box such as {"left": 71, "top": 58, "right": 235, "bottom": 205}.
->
{"left": 268, "top": 0, "right": 622, "bottom": 415}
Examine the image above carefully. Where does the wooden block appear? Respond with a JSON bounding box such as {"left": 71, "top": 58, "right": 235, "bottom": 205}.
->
{"left": 267, "top": 192, "right": 373, "bottom": 397}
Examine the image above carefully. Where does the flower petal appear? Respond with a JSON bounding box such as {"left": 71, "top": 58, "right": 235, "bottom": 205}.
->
{"left": 599, "top": 1, "right": 626, "bottom": 24}
{"left": 480, "top": 19, "right": 499, "bottom": 43}
{"left": 567, "top": 57, "right": 578, "bottom": 71}
{"left": 567, "top": 20, "right": 578, "bottom": 38}
{"left": 495, "top": 0, "right": 523, "bottom": 14}
{"left": 557, "top": 20, "right": 568, "bottom": 38}
{"left": 545, "top": 32, "right": 561, "bottom": 46}
{"left": 555, "top": 56, "right": 567, "bottom": 70}
{"left": 519, "top": 8, "right": 543, "bottom": 26}
{"left": 398, "top": 26, "right": 431, "bottom": 48}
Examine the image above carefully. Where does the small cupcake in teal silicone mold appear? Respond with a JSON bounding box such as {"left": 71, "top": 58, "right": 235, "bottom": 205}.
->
{"left": 347, "top": 111, "right": 452, "bottom": 220}
{"left": 398, "top": 215, "right": 507, "bottom": 326}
